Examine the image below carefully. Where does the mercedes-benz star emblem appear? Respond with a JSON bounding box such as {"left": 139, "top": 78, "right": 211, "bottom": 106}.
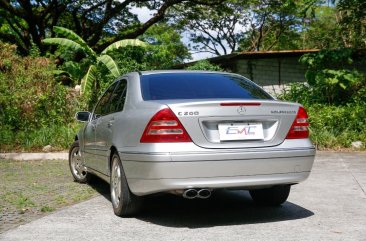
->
{"left": 237, "top": 106, "right": 246, "bottom": 115}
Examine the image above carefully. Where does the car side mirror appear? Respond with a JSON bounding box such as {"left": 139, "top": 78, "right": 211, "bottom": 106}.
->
{"left": 75, "top": 111, "right": 91, "bottom": 122}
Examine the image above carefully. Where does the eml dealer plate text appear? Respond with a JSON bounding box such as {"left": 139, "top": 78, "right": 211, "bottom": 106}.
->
{"left": 218, "top": 123, "right": 264, "bottom": 141}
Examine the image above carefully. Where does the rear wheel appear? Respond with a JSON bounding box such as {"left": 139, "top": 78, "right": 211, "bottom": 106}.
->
{"left": 249, "top": 185, "right": 291, "bottom": 206}
{"left": 69, "top": 141, "right": 89, "bottom": 183}
{"left": 110, "top": 152, "right": 142, "bottom": 217}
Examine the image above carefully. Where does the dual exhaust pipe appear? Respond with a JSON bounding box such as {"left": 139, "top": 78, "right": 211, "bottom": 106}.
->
{"left": 183, "top": 188, "right": 212, "bottom": 199}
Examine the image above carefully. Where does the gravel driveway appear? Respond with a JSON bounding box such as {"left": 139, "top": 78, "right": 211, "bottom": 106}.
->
{"left": 1, "top": 152, "right": 365, "bottom": 241}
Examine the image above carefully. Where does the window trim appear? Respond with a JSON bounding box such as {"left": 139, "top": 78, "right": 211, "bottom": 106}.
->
{"left": 109, "top": 78, "right": 128, "bottom": 114}
{"left": 92, "top": 80, "right": 119, "bottom": 119}
{"left": 115, "top": 79, "right": 128, "bottom": 112}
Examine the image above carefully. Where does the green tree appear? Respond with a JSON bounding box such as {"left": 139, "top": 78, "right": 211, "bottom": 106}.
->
{"left": 300, "top": 5, "right": 342, "bottom": 49}
{"left": 337, "top": 0, "right": 366, "bottom": 48}
{"left": 142, "top": 23, "right": 191, "bottom": 68}
{"left": 172, "top": 0, "right": 247, "bottom": 55}
{"left": 175, "top": 0, "right": 318, "bottom": 55}
{"left": 106, "top": 23, "right": 191, "bottom": 73}
{"left": 0, "top": 0, "right": 224, "bottom": 55}
{"left": 239, "top": 0, "right": 315, "bottom": 51}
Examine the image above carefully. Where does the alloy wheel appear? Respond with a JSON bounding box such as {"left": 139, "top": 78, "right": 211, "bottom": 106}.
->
{"left": 70, "top": 146, "right": 87, "bottom": 180}
{"left": 111, "top": 157, "right": 122, "bottom": 208}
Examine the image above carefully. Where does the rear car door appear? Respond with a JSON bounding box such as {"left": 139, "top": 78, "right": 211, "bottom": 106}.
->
{"left": 94, "top": 79, "right": 127, "bottom": 175}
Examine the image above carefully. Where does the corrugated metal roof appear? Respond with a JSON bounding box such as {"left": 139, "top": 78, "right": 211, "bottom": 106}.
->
{"left": 237, "top": 49, "right": 320, "bottom": 55}
{"left": 209, "top": 49, "right": 320, "bottom": 62}
{"left": 174, "top": 49, "right": 320, "bottom": 69}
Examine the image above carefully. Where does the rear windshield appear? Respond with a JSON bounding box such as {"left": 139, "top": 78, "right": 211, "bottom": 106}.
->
{"left": 140, "top": 73, "right": 273, "bottom": 100}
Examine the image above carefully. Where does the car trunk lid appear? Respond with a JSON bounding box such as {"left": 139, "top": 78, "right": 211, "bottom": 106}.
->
{"left": 165, "top": 99, "right": 299, "bottom": 149}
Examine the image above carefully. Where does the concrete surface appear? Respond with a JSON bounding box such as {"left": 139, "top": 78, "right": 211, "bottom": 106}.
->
{"left": 1, "top": 152, "right": 366, "bottom": 241}
{"left": 0, "top": 152, "right": 68, "bottom": 161}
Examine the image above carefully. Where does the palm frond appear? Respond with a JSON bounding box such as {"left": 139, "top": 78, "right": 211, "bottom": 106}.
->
{"left": 80, "top": 65, "right": 97, "bottom": 95}
{"left": 52, "top": 26, "right": 96, "bottom": 58}
{"left": 98, "top": 54, "right": 120, "bottom": 77}
{"left": 42, "top": 38, "right": 84, "bottom": 52}
{"left": 101, "top": 39, "right": 147, "bottom": 54}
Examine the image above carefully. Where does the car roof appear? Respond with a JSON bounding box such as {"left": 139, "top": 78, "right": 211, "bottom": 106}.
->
{"left": 138, "top": 70, "right": 237, "bottom": 76}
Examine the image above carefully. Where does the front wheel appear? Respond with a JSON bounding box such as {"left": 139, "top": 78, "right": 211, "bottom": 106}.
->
{"left": 110, "top": 153, "right": 142, "bottom": 217}
{"left": 69, "top": 141, "right": 90, "bottom": 183}
{"left": 249, "top": 185, "right": 291, "bottom": 206}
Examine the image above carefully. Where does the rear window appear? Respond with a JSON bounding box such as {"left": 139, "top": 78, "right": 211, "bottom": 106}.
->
{"left": 140, "top": 73, "right": 273, "bottom": 100}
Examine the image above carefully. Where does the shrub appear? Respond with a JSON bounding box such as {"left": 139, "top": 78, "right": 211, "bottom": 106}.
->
{"left": 307, "top": 104, "right": 366, "bottom": 149}
{"left": 0, "top": 42, "right": 83, "bottom": 151}
{"left": 277, "top": 48, "right": 366, "bottom": 150}
{"left": 298, "top": 49, "right": 366, "bottom": 105}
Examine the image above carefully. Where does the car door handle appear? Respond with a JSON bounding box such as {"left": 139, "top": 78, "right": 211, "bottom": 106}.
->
{"left": 90, "top": 121, "right": 97, "bottom": 131}
{"left": 107, "top": 120, "right": 114, "bottom": 128}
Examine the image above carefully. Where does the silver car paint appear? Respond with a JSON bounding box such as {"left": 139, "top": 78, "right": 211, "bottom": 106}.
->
{"left": 77, "top": 71, "right": 315, "bottom": 195}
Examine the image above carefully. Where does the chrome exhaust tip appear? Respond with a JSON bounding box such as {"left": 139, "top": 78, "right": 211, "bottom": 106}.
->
{"left": 197, "top": 189, "right": 211, "bottom": 199}
{"left": 183, "top": 189, "right": 198, "bottom": 199}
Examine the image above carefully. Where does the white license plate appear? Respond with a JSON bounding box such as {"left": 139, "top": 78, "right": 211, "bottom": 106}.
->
{"left": 218, "top": 123, "right": 264, "bottom": 141}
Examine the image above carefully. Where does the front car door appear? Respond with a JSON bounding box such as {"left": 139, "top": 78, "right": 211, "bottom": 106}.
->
{"left": 82, "top": 119, "right": 96, "bottom": 163}
{"left": 84, "top": 81, "right": 118, "bottom": 172}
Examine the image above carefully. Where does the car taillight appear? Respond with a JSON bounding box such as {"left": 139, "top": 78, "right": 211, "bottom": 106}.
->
{"left": 286, "top": 106, "right": 309, "bottom": 139}
{"left": 140, "top": 108, "right": 192, "bottom": 143}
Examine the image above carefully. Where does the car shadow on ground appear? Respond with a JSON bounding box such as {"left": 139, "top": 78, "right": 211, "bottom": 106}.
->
{"left": 88, "top": 178, "right": 314, "bottom": 229}
{"left": 87, "top": 177, "right": 111, "bottom": 199}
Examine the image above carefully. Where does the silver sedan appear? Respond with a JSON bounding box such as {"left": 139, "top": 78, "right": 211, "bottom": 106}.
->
{"left": 69, "top": 71, "right": 315, "bottom": 217}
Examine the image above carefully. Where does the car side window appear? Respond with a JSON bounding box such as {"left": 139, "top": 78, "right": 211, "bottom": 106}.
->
{"left": 93, "top": 82, "right": 118, "bottom": 118}
{"left": 116, "top": 80, "right": 128, "bottom": 112}
{"left": 109, "top": 79, "right": 127, "bottom": 113}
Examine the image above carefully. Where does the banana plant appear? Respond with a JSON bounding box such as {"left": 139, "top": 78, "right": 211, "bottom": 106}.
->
{"left": 43, "top": 26, "right": 146, "bottom": 95}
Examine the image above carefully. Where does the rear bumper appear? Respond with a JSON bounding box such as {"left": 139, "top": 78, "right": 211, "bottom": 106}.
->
{"left": 119, "top": 145, "right": 315, "bottom": 195}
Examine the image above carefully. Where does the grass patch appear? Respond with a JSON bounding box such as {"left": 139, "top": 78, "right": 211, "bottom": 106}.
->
{"left": 55, "top": 195, "right": 68, "bottom": 205}
{"left": 40, "top": 205, "right": 55, "bottom": 212}
{"left": 2, "top": 192, "right": 35, "bottom": 210}
{"left": 0, "top": 159, "right": 100, "bottom": 233}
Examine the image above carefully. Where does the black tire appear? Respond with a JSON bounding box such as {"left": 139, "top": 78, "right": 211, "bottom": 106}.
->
{"left": 110, "top": 152, "right": 142, "bottom": 217}
{"left": 69, "top": 141, "right": 90, "bottom": 183}
{"left": 249, "top": 185, "right": 291, "bottom": 206}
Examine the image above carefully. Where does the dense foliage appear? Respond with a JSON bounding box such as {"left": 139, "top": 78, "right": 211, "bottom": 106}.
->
{"left": 280, "top": 49, "right": 366, "bottom": 105}
{"left": 307, "top": 105, "right": 366, "bottom": 149}
{"left": 279, "top": 48, "right": 366, "bottom": 149}
{"left": 185, "top": 60, "right": 224, "bottom": 71}
{"left": 0, "top": 43, "right": 82, "bottom": 151}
